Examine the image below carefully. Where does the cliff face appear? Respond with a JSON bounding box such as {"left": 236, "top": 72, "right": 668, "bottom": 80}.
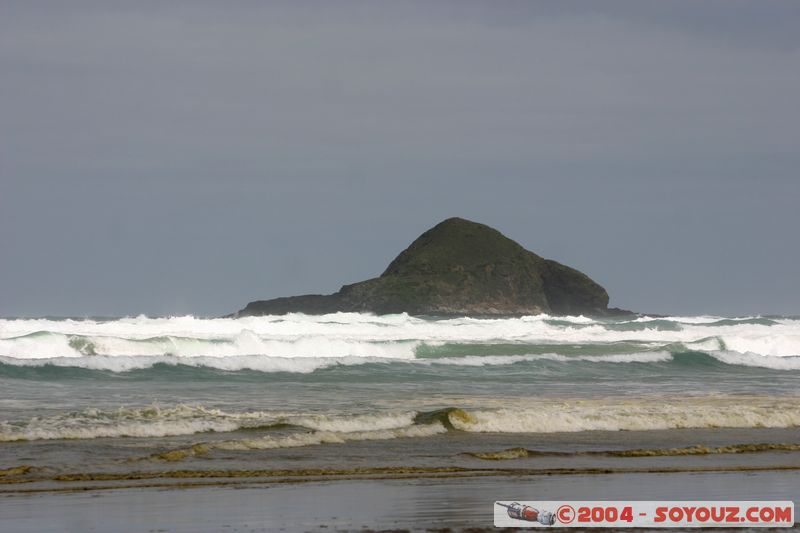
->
{"left": 236, "top": 217, "right": 615, "bottom": 317}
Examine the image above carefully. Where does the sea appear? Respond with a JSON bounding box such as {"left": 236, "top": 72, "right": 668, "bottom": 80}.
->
{"left": 1, "top": 313, "right": 800, "bottom": 530}
{"left": 1, "top": 312, "right": 799, "bottom": 450}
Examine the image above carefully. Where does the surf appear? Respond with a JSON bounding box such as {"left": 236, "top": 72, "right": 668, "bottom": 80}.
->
{"left": 4, "top": 396, "right": 800, "bottom": 443}
{"left": 1, "top": 313, "right": 797, "bottom": 355}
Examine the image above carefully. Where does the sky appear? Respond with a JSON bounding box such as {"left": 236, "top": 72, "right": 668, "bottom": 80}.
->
{"left": 1, "top": 0, "right": 799, "bottom": 317}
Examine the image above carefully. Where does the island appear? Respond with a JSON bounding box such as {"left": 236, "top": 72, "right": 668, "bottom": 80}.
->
{"left": 233, "top": 217, "right": 628, "bottom": 317}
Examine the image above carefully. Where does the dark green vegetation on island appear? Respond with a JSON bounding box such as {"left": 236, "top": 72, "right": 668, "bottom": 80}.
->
{"left": 235, "top": 217, "right": 627, "bottom": 317}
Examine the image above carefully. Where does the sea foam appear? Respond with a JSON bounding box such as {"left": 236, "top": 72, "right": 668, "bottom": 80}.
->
{"left": 4, "top": 396, "right": 799, "bottom": 443}
{"left": 0, "top": 314, "right": 798, "bottom": 372}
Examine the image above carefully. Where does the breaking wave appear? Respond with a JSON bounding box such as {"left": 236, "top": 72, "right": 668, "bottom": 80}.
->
{"left": 443, "top": 397, "right": 800, "bottom": 433}
{"left": 3, "top": 396, "right": 799, "bottom": 444}
{"left": 0, "top": 330, "right": 419, "bottom": 360}
{"left": 1, "top": 313, "right": 798, "bottom": 360}
{"left": 1, "top": 349, "right": 798, "bottom": 377}
{"left": 0, "top": 404, "right": 278, "bottom": 442}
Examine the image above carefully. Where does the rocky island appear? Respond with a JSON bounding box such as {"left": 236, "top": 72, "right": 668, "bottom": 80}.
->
{"left": 234, "top": 217, "right": 626, "bottom": 317}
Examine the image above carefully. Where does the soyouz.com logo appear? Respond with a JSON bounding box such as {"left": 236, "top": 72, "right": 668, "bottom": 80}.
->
{"left": 494, "top": 501, "right": 794, "bottom": 528}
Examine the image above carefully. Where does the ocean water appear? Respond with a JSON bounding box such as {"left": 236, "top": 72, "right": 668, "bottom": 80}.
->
{"left": 1, "top": 312, "right": 799, "bottom": 479}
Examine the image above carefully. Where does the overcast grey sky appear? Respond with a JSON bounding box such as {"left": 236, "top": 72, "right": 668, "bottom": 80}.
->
{"left": 1, "top": 1, "right": 798, "bottom": 317}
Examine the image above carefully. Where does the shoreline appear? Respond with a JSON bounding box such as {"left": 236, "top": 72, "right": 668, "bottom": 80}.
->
{"left": 4, "top": 427, "right": 800, "bottom": 492}
{"left": 3, "top": 470, "right": 799, "bottom": 532}
{"left": 3, "top": 463, "right": 800, "bottom": 495}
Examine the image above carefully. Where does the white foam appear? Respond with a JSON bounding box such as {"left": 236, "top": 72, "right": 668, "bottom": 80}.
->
{"left": 213, "top": 423, "right": 446, "bottom": 452}
{"left": 420, "top": 351, "right": 673, "bottom": 366}
{"left": 1, "top": 313, "right": 798, "bottom": 365}
{"left": 0, "top": 404, "right": 440, "bottom": 443}
{"left": 0, "top": 354, "right": 370, "bottom": 373}
{"left": 449, "top": 396, "right": 800, "bottom": 433}
{"left": 0, "top": 350, "right": 674, "bottom": 374}
{"left": 4, "top": 395, "right": 799, "bottom": 443}
{"left": 0, "top": 331, "right": 418, "bottom": 360}
{"left": 0, "top": 404, "right": 280, "bottom": 442}
{"left": 710, "top": 351, "right": 800, "bottom": 370}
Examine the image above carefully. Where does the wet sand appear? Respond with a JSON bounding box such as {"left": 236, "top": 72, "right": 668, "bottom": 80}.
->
{"left": 2, "top": 427, "right": 800, "bottom": 532}
{"left": 5, "top": 427, "right": 800, "bottom": 479}
{"left": 2, "top": 470, "right": 799, "bottom": 532}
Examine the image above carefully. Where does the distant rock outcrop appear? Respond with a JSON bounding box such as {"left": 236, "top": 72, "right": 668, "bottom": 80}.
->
{"left": 234, "top": 217, "right": 625, "bottom": 317}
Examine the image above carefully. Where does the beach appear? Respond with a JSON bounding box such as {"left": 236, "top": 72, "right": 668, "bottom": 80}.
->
{"left": 3, "top": 466, "right": 799, "bottom": 532}
{"left": 4, "top": 0, "right": 800, "bottom": 529}
{"left": 1, "top": 313, "right": 799, "bottom": 531}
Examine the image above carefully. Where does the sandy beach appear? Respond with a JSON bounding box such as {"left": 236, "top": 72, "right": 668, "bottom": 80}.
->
{"left": 3, "top": 469, "right": 800, "bottom": 532}
{"left": 3, "top": 426, "right": 800, "bottom": 531}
